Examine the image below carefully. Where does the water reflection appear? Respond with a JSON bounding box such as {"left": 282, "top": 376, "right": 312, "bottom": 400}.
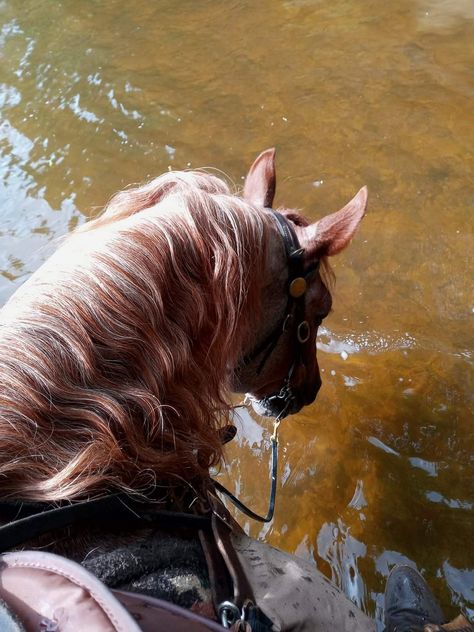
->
{"left": 317, "top": 520, "right": 368, "bottom": 610}
{"left": 417, "top": 0, "right": 474, "bottom": 31}
{"left": 427, "top": 491, "right": 473, "bottom": 511}
{"left": 228, "top": 396, "right": 473, "bottom": 619}
{"left": 443, "top": 563, "right": 474, "bottom": 619}
{"left": 0, "top": 115, "right": 83, "bottom": 304}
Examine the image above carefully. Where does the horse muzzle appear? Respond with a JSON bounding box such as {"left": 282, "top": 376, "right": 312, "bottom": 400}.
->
{"left": 247, "top": 376, "right": 321, "bottom": 419}
{"left": 248, "top": 394, "right": 301, "bottom": 418}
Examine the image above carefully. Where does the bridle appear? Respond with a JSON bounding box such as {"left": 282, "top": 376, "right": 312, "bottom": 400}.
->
{"left": 214, "top": 210, "right": 322, "bottom": 530}
{"left": 241, "top": 209, "right": 320, "bottom": 418}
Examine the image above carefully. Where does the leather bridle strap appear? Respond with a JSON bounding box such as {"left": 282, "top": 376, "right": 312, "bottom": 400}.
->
{"left": 200, "top": 490, "right": 273, "bottom": 630}
{"left": 241, "top": 210, "right": 318, "bottom": 377}
{"left": 0, "top": 495, "right": 211, "bottom": 552}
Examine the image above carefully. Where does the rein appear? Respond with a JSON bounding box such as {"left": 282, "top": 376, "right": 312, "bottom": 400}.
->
{"left": 214, "top": 405, "right": 284, "bottom": 524}
{"left": 0, "top": 494, "right": 212, "bottom": 552}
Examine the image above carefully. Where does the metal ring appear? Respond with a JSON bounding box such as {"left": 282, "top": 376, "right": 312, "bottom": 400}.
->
{"left": 297, "top": 321, "right": 310, "bottom": 343}
{"left": 218, "top": 601, "right": 241, "bottom": 628}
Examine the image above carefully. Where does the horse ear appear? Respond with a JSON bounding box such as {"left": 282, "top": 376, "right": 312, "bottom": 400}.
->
{"left": 306, "top": 186, "right": 368, "bottom": 257}
{"left": 243, "top": 148, "right": 276, "bottom": 208}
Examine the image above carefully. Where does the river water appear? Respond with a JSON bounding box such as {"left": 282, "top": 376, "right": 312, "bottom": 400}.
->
{"left": 0, "top": 0, "right": 472, "bottom": 625}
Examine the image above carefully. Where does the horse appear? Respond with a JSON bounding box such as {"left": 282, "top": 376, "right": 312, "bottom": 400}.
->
{"left": 0, "top": 149, "right": 371, "bottom": 631}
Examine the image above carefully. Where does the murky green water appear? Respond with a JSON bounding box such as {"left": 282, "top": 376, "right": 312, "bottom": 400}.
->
{"left": 1, "top": 0, "right": 472, "bottom": 625}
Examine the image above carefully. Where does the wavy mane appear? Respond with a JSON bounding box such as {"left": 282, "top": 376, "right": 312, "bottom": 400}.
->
{"left": 0, "top": 171, "right": 270, "bottom": 502}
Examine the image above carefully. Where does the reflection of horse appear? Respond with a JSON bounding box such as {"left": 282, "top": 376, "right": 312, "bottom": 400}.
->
{"left": 0, "top": 149, "right": 370, "bottom": 631}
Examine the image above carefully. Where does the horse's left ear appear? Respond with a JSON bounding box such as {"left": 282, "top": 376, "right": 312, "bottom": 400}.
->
{"left": 305, "top": 186, "right": 368, "bottom": 257}
{"left": 243, "top": 148, "right": 276, "bottom": 208}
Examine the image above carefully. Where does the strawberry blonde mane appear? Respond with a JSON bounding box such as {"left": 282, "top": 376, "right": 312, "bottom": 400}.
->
{"left": 0, "top": 171, "right": 270, "bottom": 502}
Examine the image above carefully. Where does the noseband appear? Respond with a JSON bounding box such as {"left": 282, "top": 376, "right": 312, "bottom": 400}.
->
{"left": 242, "top": 210, "right": 320, "bottom": 417}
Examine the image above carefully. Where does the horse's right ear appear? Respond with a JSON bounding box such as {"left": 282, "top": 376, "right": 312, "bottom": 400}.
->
{"left": 304, "top": 186, "right": 368, "bottom": 258}
{"left": 243, "top": 148, "right": 276, "bottom": 208}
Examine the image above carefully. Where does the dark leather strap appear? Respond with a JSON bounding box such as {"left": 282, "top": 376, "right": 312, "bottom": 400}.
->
{"left": 0, "top": 495, "right": 211, "bottom": 552}
{"left": 206, "top": 491, "right": 256, "bottom": 608}
{"left": 213, "top": 437, "right": 278, "bottom": 523}
{"left": 241, "top": 210, "right": 317, "bottom": 376}
{"left": 199, "top": 526, "right": 235, "bottom": 612}
{"left": 114, "top": 590, "right": 226, "bottom": 632}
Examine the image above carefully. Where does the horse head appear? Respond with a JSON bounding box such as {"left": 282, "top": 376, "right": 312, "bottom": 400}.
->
{"left": 0, "top": 149, "right": 366, "bottom": 502}
{"left": 232, "top": 148, "right": 367, "bottom": 419}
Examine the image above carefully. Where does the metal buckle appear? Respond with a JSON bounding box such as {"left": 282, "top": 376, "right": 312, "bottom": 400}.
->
{"left": 218, "top": 601, "right": 241, "bottom": 628}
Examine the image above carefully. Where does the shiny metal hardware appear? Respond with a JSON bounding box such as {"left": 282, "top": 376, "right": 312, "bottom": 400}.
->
{"left": 282, "top": 313, "right": 293, "bottom": 332}
{"left": 297, "top": 320, "right": 310, "bottom": 343}
{"left": 289, "top": 276, "right": 307, "bottom": 298}
{"left": 218, "top": 601, "right": 241, "bottom": 628}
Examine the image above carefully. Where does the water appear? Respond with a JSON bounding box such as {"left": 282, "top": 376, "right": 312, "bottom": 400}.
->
{"left": 1, "top": 0, "right": 472, "bottom": 624}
